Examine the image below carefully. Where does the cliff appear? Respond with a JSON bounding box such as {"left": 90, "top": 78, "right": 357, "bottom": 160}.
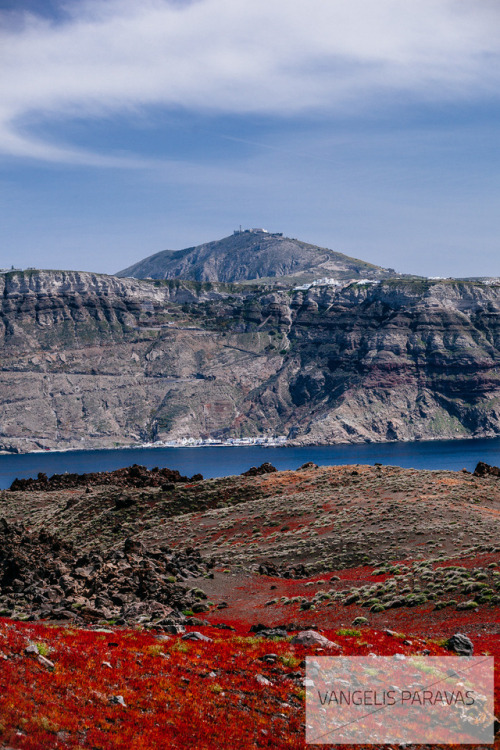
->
{"left": 1, "top": 270, "right": 500, "bottom": 452}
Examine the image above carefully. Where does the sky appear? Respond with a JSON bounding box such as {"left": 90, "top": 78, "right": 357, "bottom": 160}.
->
{"left": 1, "top": 0, "right": 500, "bottom": 278}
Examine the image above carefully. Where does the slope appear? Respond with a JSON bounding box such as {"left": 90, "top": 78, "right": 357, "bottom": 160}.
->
{"left": 116, "top": 230, "right": 395, "bottom": 283}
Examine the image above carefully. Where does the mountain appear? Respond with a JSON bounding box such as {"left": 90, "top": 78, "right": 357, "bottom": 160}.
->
{"left": 116, "top": 229, "right": 397, "bottom": 283}
{"left": 1, "top": 269, "right": 500, "bottom": 453}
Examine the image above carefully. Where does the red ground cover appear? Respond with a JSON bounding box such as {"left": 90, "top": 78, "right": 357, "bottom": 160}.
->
{"left": 0, "top": 618, "right": 498, "bottom": 749}
{"left": 204, "top": 554, "right": 500, "bottom": 638}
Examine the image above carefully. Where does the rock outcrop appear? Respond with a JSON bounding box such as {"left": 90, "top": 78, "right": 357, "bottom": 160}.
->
{"left": 241, "top": 463, "right": 277, "bottom": 477}
{"left": 473, "top": 462, "right": 500, "bottom": 478}
{"left": 1, "top": 270, "right": 500, "bottom": 451}
{"left": 9, "top": 464, "right": 202, "bottom": 492}
{"left": 0, "top": 518, "right": 210, "bottom": 625}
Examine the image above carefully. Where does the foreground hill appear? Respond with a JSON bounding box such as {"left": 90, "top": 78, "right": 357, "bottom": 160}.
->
{"left": 1, "top": 462, "right": 499, "bottom": 635}
{"left": 1, "top": 270, "right": 500, "bottom": 452}
{"left": 0, "top": 463, "right": 499, "bottom": 748}
{"left": 116, "top": 230, "right": 397, "bottom": 283}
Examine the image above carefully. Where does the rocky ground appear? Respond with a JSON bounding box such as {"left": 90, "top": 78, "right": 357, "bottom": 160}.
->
{"left": 0, "top": 461, "right": 499, "bottom": 748}
{"left": 0, "top": 521, "right": 211, "bottom": 627}
{"left": 1, "top": 462, "right": 500, "bottom": 631}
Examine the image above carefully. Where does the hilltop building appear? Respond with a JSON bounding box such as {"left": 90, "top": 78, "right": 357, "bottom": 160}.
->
{"left": 234, "top": 227, "right": 268, "bottom": 235}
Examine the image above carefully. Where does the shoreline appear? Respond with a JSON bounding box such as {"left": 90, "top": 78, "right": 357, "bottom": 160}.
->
{"left": 0, "top": 436, "right": 290, "bottom": 457}
{"left": 2, "top": 431, "right": 500, "bottom": 459}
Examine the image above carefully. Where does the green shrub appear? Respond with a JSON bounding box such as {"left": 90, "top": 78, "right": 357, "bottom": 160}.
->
{"left": 351, "top": 617, "right": 369, "bottom": 626}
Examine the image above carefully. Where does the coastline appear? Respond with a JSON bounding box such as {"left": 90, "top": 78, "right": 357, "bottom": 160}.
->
{"left": 1, "top": 434, "right": 500, "bottom": 491}
{"left": 1, "top": 431, "right": 500, "bottom": 460}
{"left": 0, "top": 435, "right": 289, "bottom": 456}
{"left": 3, "top": 429, "right": 500, "bottom": 458}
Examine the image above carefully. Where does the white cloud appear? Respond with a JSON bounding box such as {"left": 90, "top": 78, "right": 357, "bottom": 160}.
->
{"left": 1, "top": 0, "right": 500, "bottom": 163}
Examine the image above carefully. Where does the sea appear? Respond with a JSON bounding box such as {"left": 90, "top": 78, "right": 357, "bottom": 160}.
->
{"left": 1, "top": 436, "right": 500, "bottom": 490}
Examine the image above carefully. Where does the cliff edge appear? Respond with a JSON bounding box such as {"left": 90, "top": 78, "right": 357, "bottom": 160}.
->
{"left": 1, "top": 270, "right": 500, "bottom": 452}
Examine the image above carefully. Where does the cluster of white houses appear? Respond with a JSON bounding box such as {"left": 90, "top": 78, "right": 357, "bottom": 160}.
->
{"left": 293, "top": 277, "right": 382, "bottom": 291}
{"left": 140, "top": 435, "right": 288, "bottom": 448}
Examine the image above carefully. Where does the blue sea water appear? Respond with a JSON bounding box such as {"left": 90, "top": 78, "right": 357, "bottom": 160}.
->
{"left": 1, "top": 437, "right": 500, "bottom": 490}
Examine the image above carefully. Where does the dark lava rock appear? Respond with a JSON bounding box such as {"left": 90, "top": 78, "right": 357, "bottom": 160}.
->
{"left": 297, "top": 462, "right": 318, "bottom": 471}
{"left": 9, "top": 464, "right": 204, "bottom": 492}
{"left": 185, "top": 617, "right": 209, "bottom": 626}
{"left": 0, "top": 521, "right": 211, "bottom": 626}
{"left": 114, "top": 496, "right": 136, "bottom": 510}
{"left": 258, "top": 563, "right": 278, "bottom": 576}
{"left": 250, "top": 624, "right": 288, "bottom": 639}
{"left": 241, "top": 462, "right": 277, "bottom": 477}
{"left": 250, "top": 623, "right": 269, "bottom": 632}
{"left": 445, "top": 633, "right": 474, "bottom": 656}
{"left": 161, "top": 623, "right": 186, "bottom": 635}
{"left": 182, "top": 631, "right": 213, "bottom": 642}
{"left": 258, "top": 561, "right": 309, "bottom": 579}
{"left": 259, "top": 653, "right": 278, "bottom": 663}
{"left": 473, "top": 461, "right": 500, "bottom": 478}
{"left": 123, "top": 537, "right": 144, "bottom": 554}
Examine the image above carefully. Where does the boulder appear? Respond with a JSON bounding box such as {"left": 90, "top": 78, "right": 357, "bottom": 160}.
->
{"left": 251, "top": 625, "right": 288, "bottom": 639}
{"left": 182, "top": 631, "right": 213, "bottom": 642}
{"left": 473, "top": 462, "right": 500, "bottom": 478}
{"left": 241, "top": 463, "right": 277, "bottom": 477}
{"left": 110, "top": 695, "right": 126, "bottom": 707}
{"left": 445, "top": 633, "right": 474, "bottom": 656}
{"left": 256, "top": 674, "right": 272, "bottom": 686}
{"left": 290, "top": 630, "right": 340, "bottom": 649}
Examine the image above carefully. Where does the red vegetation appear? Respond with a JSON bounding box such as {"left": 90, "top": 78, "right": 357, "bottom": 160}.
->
{"left": 1, "top": 464, "right": 499, "bottom": 747}
{"left": 0, "top": 619, "right": 498, "bottom": 750}
{"left": 203, "top": 554, "right": 500, "bottom": 639}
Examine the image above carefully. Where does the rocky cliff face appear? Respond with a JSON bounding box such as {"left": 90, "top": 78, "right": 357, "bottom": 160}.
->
{"left": 1, "top": 270, "right": 500, "bottom": 452}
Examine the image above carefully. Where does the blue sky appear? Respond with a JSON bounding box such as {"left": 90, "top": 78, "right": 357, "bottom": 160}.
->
{"left": 1, "top": 0, "right": 500, "bottom": 278}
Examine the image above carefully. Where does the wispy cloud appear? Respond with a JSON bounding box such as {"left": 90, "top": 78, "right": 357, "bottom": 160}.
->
{"left": 1, "top": 0, "right": 500, "bottom": 164}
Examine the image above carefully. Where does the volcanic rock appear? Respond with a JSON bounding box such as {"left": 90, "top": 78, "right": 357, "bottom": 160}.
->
{"left": 473, "top": 462, "right": 500, "bottom": 479}
{"left": 0, "top": 521, "right": 210, "bottom": 626}
{"left": 241, "top": 463, "right": 277, "bottom": 477}
{"left": 445, "top": 633, "right": 474, "bottom": 656}
{"left": 10, "top": 465, "right": 203, "bottom": 492}
{"left": 250, "top": 625, "right": 288, "bottom": 639}
{"left": 290, "top": 630, "right": 340, "bottom": 649}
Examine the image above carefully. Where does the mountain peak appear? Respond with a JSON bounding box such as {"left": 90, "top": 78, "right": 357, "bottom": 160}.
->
{"left": 116, "top": 231, "right": 397, "bottom": 284}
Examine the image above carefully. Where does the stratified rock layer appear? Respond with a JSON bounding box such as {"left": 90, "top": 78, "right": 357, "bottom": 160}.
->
{"left": 1, "top": 271, "right": 500, "bottom": 451}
